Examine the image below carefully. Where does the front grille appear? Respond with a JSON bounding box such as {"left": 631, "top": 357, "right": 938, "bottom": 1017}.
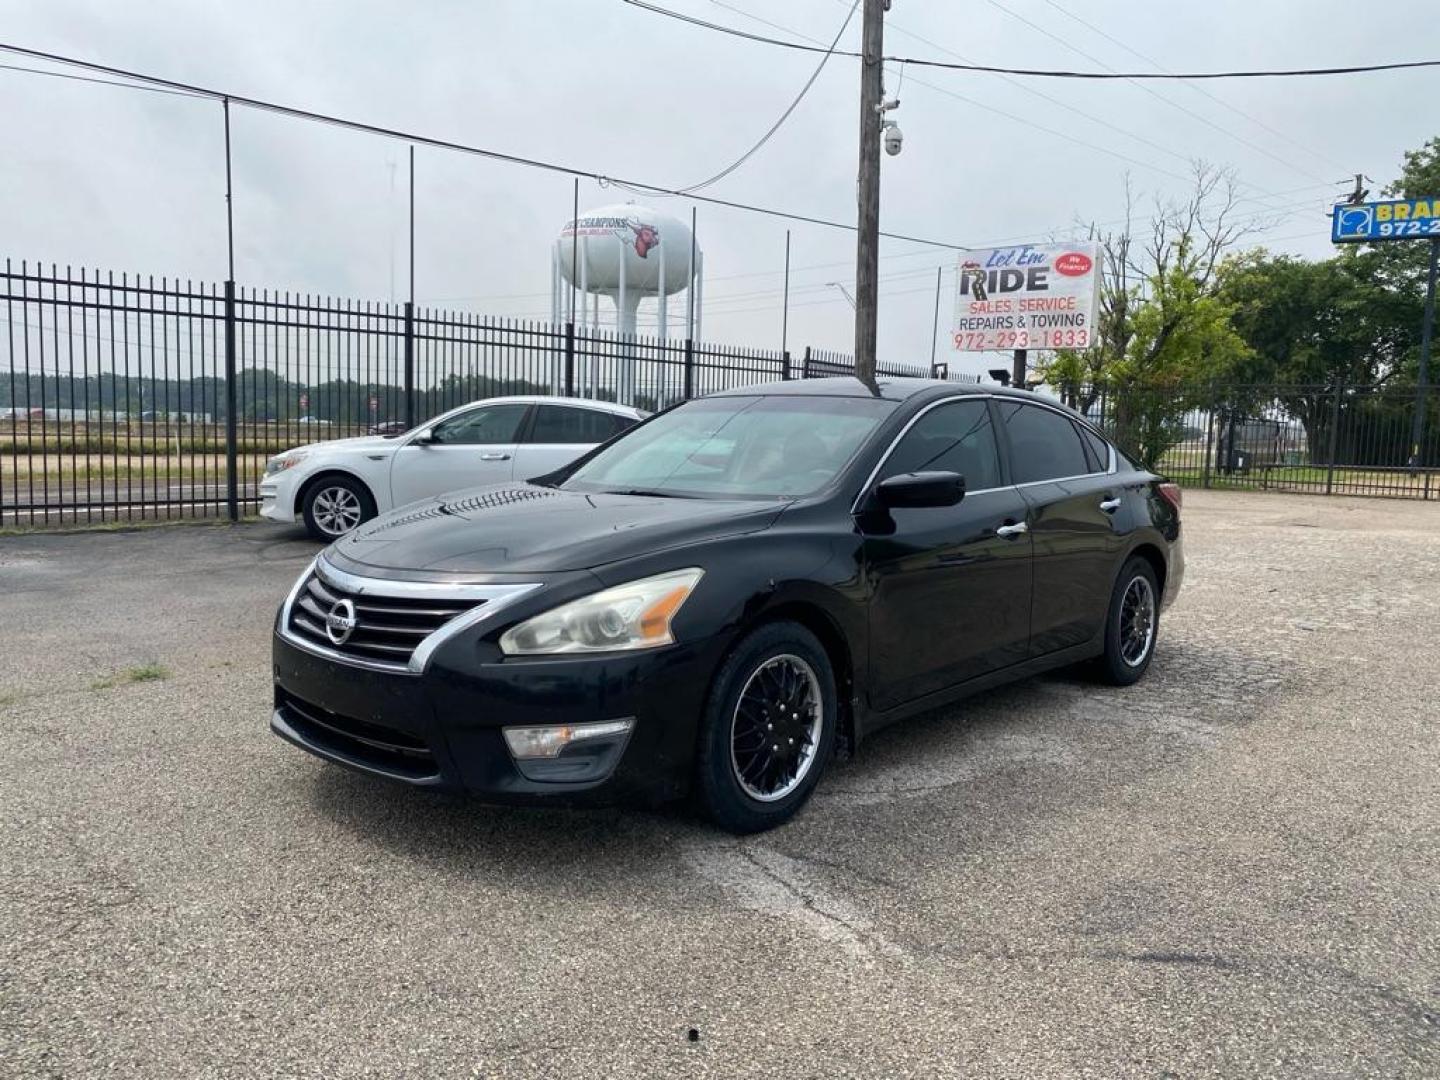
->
{"left": 286, "top": 567, "right": 482, "bottom": 670}
{"left": 278, "top": 690, "right": 438, "bottom": 779}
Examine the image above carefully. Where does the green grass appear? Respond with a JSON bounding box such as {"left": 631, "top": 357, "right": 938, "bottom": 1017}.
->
{"left": 90, "top": 663, "right": 170, "bottom": 691}
{"left": 0, "top": 420, "right": 368, "bottom": 457}
{"left": 1156, "top": 462, "right": 1437, "bottom": 498}
{"left": 0, "top": 437, "right": 301, "bottom": 457}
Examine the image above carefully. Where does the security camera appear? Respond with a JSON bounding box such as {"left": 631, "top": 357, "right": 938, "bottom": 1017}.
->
{"left": 884, "top": 123, "right": 903, "bottom": 156}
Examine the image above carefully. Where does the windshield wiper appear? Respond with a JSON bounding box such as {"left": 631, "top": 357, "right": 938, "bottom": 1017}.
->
{"left": 607, "top": 487, "right": 698, "bottom": 499}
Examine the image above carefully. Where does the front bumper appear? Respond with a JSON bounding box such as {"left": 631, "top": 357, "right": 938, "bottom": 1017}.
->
{"left": 258, "top": 475, "right": 297, "bottom": 523}
{"left": 271, "top": 627, "right": 724, "bottom": 806}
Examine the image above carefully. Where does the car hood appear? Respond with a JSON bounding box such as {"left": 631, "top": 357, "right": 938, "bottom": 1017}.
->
{"left": 284, "top": 435, "right": 399, "bottom": 456}
{"left": 332, "top": 483, "right": 786, "bottom": 574}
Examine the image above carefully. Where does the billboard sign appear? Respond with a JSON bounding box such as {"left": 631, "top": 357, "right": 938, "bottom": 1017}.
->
{"left": 1332, "top": 197, "right": 1440, "bottom": 243}
{"left": 953, "top": 242, "right": 1101, "bottom": 352}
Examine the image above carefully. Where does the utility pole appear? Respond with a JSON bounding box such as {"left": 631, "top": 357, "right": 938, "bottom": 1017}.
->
{"left": 929, "top": 264, "right": 942, "bottom": 371}
{"left": 781, "top": 229, "right": 791, "bottom": 360}
{"left": 853, "top": 0, "right": 885, "bottom": 387}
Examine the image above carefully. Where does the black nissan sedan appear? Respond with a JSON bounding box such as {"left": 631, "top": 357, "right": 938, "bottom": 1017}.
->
{"left": 271, "top": 378, "right": 1183, "bottom": 832}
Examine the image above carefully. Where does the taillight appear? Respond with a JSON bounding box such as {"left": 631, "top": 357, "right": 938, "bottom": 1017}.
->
{"left": 1158, "top": 482, "right": 1182, "bottom": 516}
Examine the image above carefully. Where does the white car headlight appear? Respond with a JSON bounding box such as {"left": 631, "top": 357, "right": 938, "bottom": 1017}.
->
{"left": 498, "top": 569, "right": 704, "bottom": 656}
{"left": 265, "top": 451, "right": 308, "bottom": 476}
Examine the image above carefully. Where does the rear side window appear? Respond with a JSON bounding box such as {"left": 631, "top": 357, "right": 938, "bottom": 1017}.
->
{"left": 529, "top": 405, "right": 624, "bottom": 445}
{"left": 999, "top": 402, "right": 1090, "bottom": 484}
{"left": 879, "top": 399, "right": 1002, "bottom": 491}
{"left": 1077, "top": 425, "right": 1111, "bottom": 473}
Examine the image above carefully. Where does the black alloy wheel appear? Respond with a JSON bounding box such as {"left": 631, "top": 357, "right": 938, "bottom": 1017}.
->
{"left": 1097, "top": 555, "right": 1160, "bottom": 686}
{"left": 695, "top": 621, "right": 837, "bottom": 833}
{"left": 730, "top": 653, "right": 824, "bottom": 803}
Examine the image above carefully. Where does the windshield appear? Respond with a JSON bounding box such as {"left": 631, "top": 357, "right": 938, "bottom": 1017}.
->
{"left": 560, "top": 394, "right": 895, "bottom": 500}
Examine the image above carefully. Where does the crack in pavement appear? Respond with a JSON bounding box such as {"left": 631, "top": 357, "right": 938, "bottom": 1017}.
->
{"left": 683, "top": 843, "right": 904, "bottom": 965}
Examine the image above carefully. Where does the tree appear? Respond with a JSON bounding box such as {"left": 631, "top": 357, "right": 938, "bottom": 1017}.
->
{"left": 1041, "top": 164, "right": 1253, "bottom": 466}
{"left": 1220, "top": 252, "right": 1418, "bottom": 385}
{"left": 1214, "top": 132, "right": 1440, "bottom": 465}
{"left": 1217, "top": 251, "right": 1421, "bottom": 462}
{"left": 1372, "top": 135, "right": 1440, "bottom": 300}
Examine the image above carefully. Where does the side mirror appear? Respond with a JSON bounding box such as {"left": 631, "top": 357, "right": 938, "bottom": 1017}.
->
{"left": 873, "top": 471, "right": 965, "bottom": 510}
{"left": 411, "top": 429, "right": 437, "bottom": 445}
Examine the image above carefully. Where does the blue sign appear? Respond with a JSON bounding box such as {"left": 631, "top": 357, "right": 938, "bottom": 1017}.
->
{"left": 1332, "top": 197, "right": 1440, "bottom": 243}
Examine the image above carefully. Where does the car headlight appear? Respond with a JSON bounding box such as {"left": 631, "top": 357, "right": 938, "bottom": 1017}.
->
{"left": 498, "top": 568, "right": 704, "bottom": 655}
{"left": 265, "top": 451, "right": 308, "bottom": 476}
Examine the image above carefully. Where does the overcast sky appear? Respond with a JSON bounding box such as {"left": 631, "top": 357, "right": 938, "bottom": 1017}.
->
{"left": 2, "top": 0, "right": 1437, "bottom": 378}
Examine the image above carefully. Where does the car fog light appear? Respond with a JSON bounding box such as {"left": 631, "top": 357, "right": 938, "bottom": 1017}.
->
{"left": 503, "top": 719, "right": 635, "bottom": 760}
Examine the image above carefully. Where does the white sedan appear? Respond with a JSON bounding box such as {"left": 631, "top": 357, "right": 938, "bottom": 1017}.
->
{"left": 260, "top": 395, "right": 645, "bottom": 540}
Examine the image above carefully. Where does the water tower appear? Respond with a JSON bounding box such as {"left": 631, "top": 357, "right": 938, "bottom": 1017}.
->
{"left": 551, "top": 204, "right": 704, "bottom": 404}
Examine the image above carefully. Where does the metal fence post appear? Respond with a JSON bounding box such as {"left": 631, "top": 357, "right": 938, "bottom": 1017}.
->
{"left": 1202, "top": 385, "right": 1216, "bottom": 489}
{"left": 802, "top": 345, "right": 812, "bottom": 380}
{"left": 683, "top": 338, "right": 695, "bottom": 400}
{"left": 1326, "top": 380, "right": 1343, "bottom": 496}
{"left": 402, "top": 301, "right": 415, "bottom": 428}
{"left": 223, "top": 279, "right": 238, "bottom": 522}
{"left": 564, "top": 321, "right": 575, "bottom": 397}
{"left": 782, "top": 350, "right": 791, "bottom": 381}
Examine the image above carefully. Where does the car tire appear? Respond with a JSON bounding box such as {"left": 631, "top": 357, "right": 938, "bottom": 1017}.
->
{"left": 694, "top": 621, "right": 838, "bottom": 833}
{"left": 1095, "top": 556, "right": 1160, "bottom": 686}
{"left": 301, "top": 475, "right": 375, "bottom": 541}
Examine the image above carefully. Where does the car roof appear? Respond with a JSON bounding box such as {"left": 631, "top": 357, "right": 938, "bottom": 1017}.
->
{"left": 709, "top": 376, "right": 1073, "bottom": 409}
{"left": 458, "top": 395, "right": 643, "bottom": 417}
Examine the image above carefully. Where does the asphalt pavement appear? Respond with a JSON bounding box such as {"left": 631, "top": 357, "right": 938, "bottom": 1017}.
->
{"left": 1, "top": 490, "right": 1436, "bottom": 1077}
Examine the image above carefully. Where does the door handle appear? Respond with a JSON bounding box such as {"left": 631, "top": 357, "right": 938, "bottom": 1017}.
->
{"left": 995, "top": 521, "right": 1029, "bottom": 538}
{"left": 479, "top": 452, "right": 511, "bottom": 461}
{"left": 1099, "top": 497, "right": 1122, "bottom": 513}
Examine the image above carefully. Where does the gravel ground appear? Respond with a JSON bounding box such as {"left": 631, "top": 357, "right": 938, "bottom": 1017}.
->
{"left": 2, "top": 490, "right": 1436, "bottom": 1078}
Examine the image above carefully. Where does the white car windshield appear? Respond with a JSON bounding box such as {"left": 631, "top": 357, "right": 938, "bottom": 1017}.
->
{"left": 560, "top": 395, "right": 895, "bottom": 500}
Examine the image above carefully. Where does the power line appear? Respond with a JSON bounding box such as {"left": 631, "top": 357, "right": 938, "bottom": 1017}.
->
{"left": 688, "top": 0, "right": 1339, "bottom": 205}
{"left": 675, "top": 0, "right": 859, "bottom": 194}
{"left": 857, "top": 0, "right": 1311, "bottom": 211}
{"left": 0, "top": 41, "right": 968, "bottom": 251}
{"left": 1035, "top": 0, "right": 1348, "bottom": 174}
{"left": 621, "top": 1, "right": 1440, "bottom": 80}
{"left": 678, "top": 209, "right": 1325, "bottom": 316}
{"left": 981, "top": 0, "right": 1329, "bottom": 187}
{"left": 866, "top": 6, "right": 1193, "bottom": 168}
{"left": 706, "top": 0, "right": 1197, "bottom": 185}
{"left": 423, "top": 184, "right": 1335, "bottom": 306}
{"left": 719, "top": 0, "right": 1199, "bottom": 187}
{"left": 0, "top": 61, "right": 204, "bottom": 99}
